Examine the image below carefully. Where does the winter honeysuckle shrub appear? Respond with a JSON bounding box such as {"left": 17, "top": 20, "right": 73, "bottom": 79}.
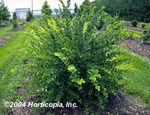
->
{"left": 25, "top": 0, "right": 128, "bottom": 113}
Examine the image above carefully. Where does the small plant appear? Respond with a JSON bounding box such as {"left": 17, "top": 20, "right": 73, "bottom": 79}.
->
{"left": 141, "top": 23, "right": 145, "bottom": 28}
{"left": 12, "top": 20, "right": 17, "bottom": 28}
{"left": 12, "top": 12, "right": 17, "bottom": 28}
{"left": 41, "top": 0, "right": 52, "bottom": 16}
{"left": 26, "top": 10, "right": 33, "bottom": 22}
{"left": 10, "top": 19, "right": 12, "bottom": 23}
{"left": 142, "top": 30, "right": 150, "bottom": 43}
{"left": 96, "top": 19, "right": 104, "bottom": 30}
{"left": 131, "top": 20, "right": 138, "bottom": 27}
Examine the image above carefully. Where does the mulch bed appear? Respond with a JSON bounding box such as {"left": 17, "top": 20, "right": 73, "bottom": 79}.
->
{"left": 0, "top": 21, "right": 32, "bottom": 48}
{"left": 124, "top": 26, "right": 144, "bottom": 32}
{"left": 9, "top": 21, "right": 31, "bottom": 32}
{"left": 10, "top": 92, "right": 150, "bottom": 115}
{"left": 101, "top": 92, "right": 150, "bottom": 115}
{"left": 0, "top": 34, "right": 14, "bottom": 48}
{"left": 0, "top": 23, "right": 11, "bottom": 28}
{"left": 124, "top": 26, "right": 150, "bottom": 33}
{"left": 41, "top": 92, "right": 150, "bottom": 114}
{"left": 119, "top": 38, "right": 150, "bottom": 59}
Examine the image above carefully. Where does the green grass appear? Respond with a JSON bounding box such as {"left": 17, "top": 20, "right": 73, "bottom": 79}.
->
{"left": 138, "top": 22, "right": 150, "bottom": 28}
{"left": 0, "top": 24, "right": 13, "bottom": 37}
{"left": 124, "top": 21, "right": 150, "bottom": 28}
{"left": 129, "top": 30, "right": 144, "bottom": 39}
{"left": 0, "top": 20, "right": 39, "bottom": 113}
{"left": 0, "top": 20, "right": 28, "bottom": 37}
{"left": 121, "top": 51, "right": 150, "bottom": 108}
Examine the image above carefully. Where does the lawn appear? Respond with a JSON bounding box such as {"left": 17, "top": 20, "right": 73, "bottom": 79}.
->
{"left": 0, "top": 20, "right": 39, "bottom": 113}
{"left": 0, "top": 24, "right": 12, "bottom": 37}
{"left": 138, "top": 22, "right": 150, "bottom": 28}
{"left": 124, "top": 21, "right": 150, "bottom": 39}
{"left": 0, "top": 20, "right": 27, "bottom": 37}
{"left": 129, "top": 30, "right": 144, "bottom": 39}
{"left": 120, "top": 50, "right": 150, "bottom": 108}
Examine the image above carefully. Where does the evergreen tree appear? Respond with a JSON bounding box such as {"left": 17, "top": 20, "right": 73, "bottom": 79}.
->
{"left": 74, "top": 3, "right": 78, "bottom": 14}
{"left": 12, "top": 12, "right": 17, "bottom": 28}
{"left": 26, "top": 9, "right": 33, "bottom": 21}
{"left": 0, "top": 0, "right": 10, "bottom": 24}
{"left": 13, "top": 12, "right": 17, "bottom": 20}
{"left": 94, "top": 0, "right": 150, "bottom": 22}
{"left": 41, "top": 0, "right": 52, "bottom": 16}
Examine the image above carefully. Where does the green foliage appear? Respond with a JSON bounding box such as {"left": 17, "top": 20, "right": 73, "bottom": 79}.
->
{"left": 96, "top": 19, "right": 104, "bottom": 30}
{"left": 12, "top": 20, "right": 17, "bottom": 28}
{"left": 0, "top": 20, "right": 39, "bottom": 113}
{"left": 26, "top": 10, "right": 33, "bottom": 22}
{"left": 121, "top": 51, "right": 150, "bottom": 109}
{"left": 141, "top": 23, "right": 145, "bottom": 28}
{"left": 24, "top": 0, "right": 128, "bottom": 113}
{"left": 141, "top": 30, "right": 150, "bottom": 43}
{"left": 58, "top": 0, "right": 72, "bottom": 18}
{"left": 12, "top": 12, "right": 17, "bottom": 28}
{"left": 74, "top": 3, "right": 78, "bottom": 15}
{"left": 0, "top": 0, "right": 10, "bottom": 24}
{"left": 131, "top": 20, "right": 138, "bottom": 27}
{"left": 94, "top": 0, "right": 150, "bottom": 22}
{"left": 13, "top": 12, "right": 17, "bottom": 20}
{"left": 41, "top": 0, "right": 52, "bottom": 17}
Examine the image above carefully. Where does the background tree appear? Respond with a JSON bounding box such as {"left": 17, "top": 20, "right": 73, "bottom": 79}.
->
{"left": 26, "top": 9, "right": 33, "bottom": 21}
{"left": 12, "top": 12, "right": 17, "bottom": 28}
{"left": 94, "top": 0, "right": 150, "bottom": 22}
{"left": 13, "top": 12, "right": 17, "bottom": 20}
{"left": 74, "top": 3, "right": 78, "bottom": 16}
{"left": 0, "top": 0, "right": 10, "bottom": 24}
{"left": 41, "top": 0, "right": 52, "bottom": 16}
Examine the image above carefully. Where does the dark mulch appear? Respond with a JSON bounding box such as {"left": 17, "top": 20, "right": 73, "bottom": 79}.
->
{"left": 119, "top": 38, "right": 150, "bottom": 59}
{"left": 0, "top": 23, "right": 11, "bottom": 28}
{"left": 9, "top": 21, "right": 31, "bottom": 32}
{"left": 0, "top": 34, "right": 14, "bottom": 48}
{"left": 9, "top": 24, "right": 25, "bottom": 32}
{"left": 124, "top": 26, "right": 144, "bottom": 32}
{"left": 100, "top": 92, "right": 150, "bottom": 115}
{"left": 10, "top": 91, "right": 150, "bottom": 115}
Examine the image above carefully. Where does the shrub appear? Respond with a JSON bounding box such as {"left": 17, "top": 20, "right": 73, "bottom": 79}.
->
{"left": 12, "top": 20, "right": 17, "bottom": 28}
{"left": 10, "top": 19, "right": 12, "bottom": 23}
{"left": 96, "top": 19, "right": 104, "bottom": 30}
{"left": 142, "top": 30, "right": 150, "bottom": 43}
{"left": 12, "top": 12, "right": 17, "bottom": 28}
{"left": 24, "top": 0, "right": 128, "bottom": 113}
{"left": 41, "top": 0, "right": 52, "bottom": 16}
{"left": 0, "top": 0, "right": 10, "bottom": 25}
{"left": 26, "top": 10, "right": 33, "bottom": 22}
{"left": 141, "top": 23, "right": 145, "bottom": 28}
{"left": 131, "top": 20, "right": 138, "bottom": 27}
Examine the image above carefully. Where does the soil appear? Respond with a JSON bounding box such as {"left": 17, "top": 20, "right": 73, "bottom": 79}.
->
{"left": 39, "top": 92, "right": 150, "bottom": 115}
{"left": 9, "top": 24, "right": 25, "bottom": 32}
{"left": 0, "top": 21, "right": 31, "bottom": 48}
{"left": 0, "top": 34, "right": 14, "bottom": 48}
{"left": 119, "top": 38, "right": 150, "bottom": 59}
{"left": 100, "top": 92, "right": 150, "bottom": 115}
{"left": 124, "top": 26, "right": 145, "bottom": 32}
{"left": 10, "top": 92, "right": 150, "bottom": 115}
{"left": 9, "top": 21, "right": 31, "bottom": 32}
{"left": 0, "top": 23, "right": 11, "bottom": 28}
